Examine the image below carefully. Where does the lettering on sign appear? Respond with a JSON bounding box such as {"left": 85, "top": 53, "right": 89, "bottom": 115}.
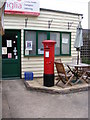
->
{"left": 5, "top": 0, "right": 40, "bottom": 16}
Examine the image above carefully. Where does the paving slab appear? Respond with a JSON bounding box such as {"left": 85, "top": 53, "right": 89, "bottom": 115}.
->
{"left": 24, "top": 78, "right": 89, "bottom": 94}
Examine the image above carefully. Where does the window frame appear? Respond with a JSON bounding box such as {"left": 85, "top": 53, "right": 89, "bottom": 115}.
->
{"left": 24, "top": 30, "right": 71, "bottom": 57}
{"left": 24, "top": 30, "right": 37, "bottom": 56}
{"left": 60, "top": 32, "right": 71, "bottom": 56}
{"left": 50, "top": 31, "right": 61, "bottom": 56}
{"left": 36, "top": 31, "right": 49, "bottom": 56}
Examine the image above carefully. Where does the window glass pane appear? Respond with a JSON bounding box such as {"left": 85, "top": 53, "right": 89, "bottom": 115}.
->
{"left": 62, "top": 33, "right": 70, "bottom": 54}
{"left": 25, "top": 31, "right": 36, "bottom": 55}
{"left": 38, "top": 32, "right": 47, "bottom": 54}
{"left": 50, "top": 32, "right": 60, "bottom": 55}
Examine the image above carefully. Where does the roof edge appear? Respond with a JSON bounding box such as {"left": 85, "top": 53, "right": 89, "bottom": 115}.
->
{"left": 40, "top": 8, "right": 83, "bottom": 16}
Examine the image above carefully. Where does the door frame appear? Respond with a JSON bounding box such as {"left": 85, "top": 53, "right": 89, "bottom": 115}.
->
{"left": 2, "top": 29, "right": 21, "bottom": 79}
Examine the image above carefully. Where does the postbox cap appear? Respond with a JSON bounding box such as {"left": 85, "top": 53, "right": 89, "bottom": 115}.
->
{"left": 42, "top": 40, "right": 56, "bottom": 44}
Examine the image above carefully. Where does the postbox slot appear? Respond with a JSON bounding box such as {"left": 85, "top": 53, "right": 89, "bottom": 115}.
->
{"left": 45, "top": 48, "right": 50, "bottom": 50}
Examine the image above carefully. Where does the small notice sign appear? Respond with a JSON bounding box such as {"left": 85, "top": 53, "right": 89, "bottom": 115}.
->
{"left": 45, "top": 51, "right": 49, "bottom": 58}
{"left": 8, "top": 53, "right": 12, "bottom": 58}
{"left": 62, "top": 38, "right": 68, "bottom": 44}
{"left": 2, "top": 47, "right": 7, "bottom": 54}
{"left": 7, "top": 40, "right": 12, "bottom": 47}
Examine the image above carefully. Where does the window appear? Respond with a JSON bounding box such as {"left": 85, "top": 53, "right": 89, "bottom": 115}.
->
{"left": 50, "top": 32, "right": 60, "bottom": 55}
{"left": 61, "top": 33, "right": 71, "bottom": 55}
{"left": 25, "top": 31, "right": 36, "bottom": 55}
{"left": 24, "top": 30, "right": 71, "bottom": 56}
{"left": 38, "top": 32, "right": 47, "bottom": 55}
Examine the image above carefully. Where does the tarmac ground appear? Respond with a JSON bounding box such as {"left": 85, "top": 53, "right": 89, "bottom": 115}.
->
{"left": 1, "top": 79, "right": 89, "bottom": 118}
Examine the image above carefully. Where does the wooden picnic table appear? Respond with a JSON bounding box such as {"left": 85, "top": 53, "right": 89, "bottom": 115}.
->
{"left": 66, "top": 63, "right": 90, "bottom": 83}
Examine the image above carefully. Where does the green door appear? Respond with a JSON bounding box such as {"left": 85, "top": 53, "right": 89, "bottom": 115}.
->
{"left": 2, "top": 30, "right": 21, "bottom": 78}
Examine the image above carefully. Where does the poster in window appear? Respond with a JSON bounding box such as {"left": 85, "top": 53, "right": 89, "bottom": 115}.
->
{"left": 7, "top": 40, "right": 12, "bottom": 47}
{"left": 26, "top": 41, "right": 32, "bottom": 50}
{"left": 8, "top": 53, "right": 12, "bottom": 58}
{"left": 2, "top": 47, "right": 7, "bottom": 54}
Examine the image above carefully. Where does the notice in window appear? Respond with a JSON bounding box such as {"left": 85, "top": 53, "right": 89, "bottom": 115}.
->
{"left": 8, "top": 53, "right": 12, "bottom": 58}
{"left": 25, "top": 50, "right": 29, "bottom": 55}
{"left": 26, "top": 41, "right": 32, "bottom": 50}
{"left": 38, "top": 49, "right": 44, "bottom": 54}
{"left": 7, "top": 40, "right": 12, "bottom": 47}
{"left": 62, "top": 38, "right": 68, "bottom": 44}
{"left": 2, "top": 47, "right": 7, "bottom": 54}
{"left": 15, "top": 56, "right": 18, "bottom": 59}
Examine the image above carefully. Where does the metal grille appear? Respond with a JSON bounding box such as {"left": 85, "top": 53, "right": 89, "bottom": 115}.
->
{"left": 80, "top": 29, "right": 90, "bottom": 64}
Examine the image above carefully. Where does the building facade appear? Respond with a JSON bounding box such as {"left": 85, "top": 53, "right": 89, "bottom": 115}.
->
{"left": 2, "top": 8, "right": 83, "bottom": 78}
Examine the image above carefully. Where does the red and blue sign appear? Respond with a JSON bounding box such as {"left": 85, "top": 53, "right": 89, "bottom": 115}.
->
{"left": 5, "top": 0, "right": 40, "bottom": 16}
